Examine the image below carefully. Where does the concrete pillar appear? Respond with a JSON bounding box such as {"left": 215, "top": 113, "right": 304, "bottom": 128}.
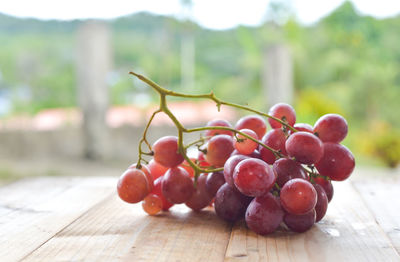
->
{"left": 181, "top": 33, "right": 195, "bottom": 91}
{"left": 76, "top": 21, "right": 111, "bottom": 159}
{"left": 262, "top": 44, "right": 293, "bottom": 109}
{"left": 180, "top": 0, "right": 195, "bottom": 92}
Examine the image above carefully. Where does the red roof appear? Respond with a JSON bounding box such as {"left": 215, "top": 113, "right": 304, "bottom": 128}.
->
{"left": 0, "top": 101, "right": 237, "bottom": 131}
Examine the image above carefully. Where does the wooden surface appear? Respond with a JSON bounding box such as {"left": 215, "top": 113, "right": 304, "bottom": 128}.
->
{"left": 0, "top": 176, "right": 399, "bottom": 262}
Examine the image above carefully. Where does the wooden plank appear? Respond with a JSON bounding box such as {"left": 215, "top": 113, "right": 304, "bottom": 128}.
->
{"left": 22, "top": 194, "right": 148, "bottom": 262}
{"left": 225, "top": 181, "right": 400, "bottom": 261}
{"left": 22, "top": 196, "right": 232, "bottom": 262}
{"left": 0, "top": 177, "right": 84, "bottom": 235}
{"left": 353, "top": 177, "right": 400, "bottom": 254}
{"left": 123, "top": 205, "right": 232, "bottom": 262}
{"left": 0, "top": 177, "right": 78, "bottom": 213}
{"left": 0, "top": 176, "right": 115, "bottom": 262}
{"left": 6, "top": 176, "right": 400, "bottom": 262}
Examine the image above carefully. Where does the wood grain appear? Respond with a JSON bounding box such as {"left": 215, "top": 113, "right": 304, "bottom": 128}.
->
{"left": 1, "top": 176, "right": 399, "bottom": 262}
{"left": 0, "top": 177, "right": 115, "bottom": 262}
{"left": 123, "top": 205, "right": 232, "bottom": 262}
{"left": 353, "top": 178, "right": 400, "bottom": 254}
{"left": 23, "top": 196, "right": 232, "bottom": 262}
{"left": 225, "top": 181, "right": 400, "bottom": 262}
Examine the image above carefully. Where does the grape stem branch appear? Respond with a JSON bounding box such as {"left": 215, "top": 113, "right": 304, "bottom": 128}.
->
{"left": 130, "top": 71, "right": 296, "bottom": 178}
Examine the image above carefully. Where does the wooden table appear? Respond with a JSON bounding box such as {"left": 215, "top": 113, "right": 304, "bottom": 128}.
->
{"left": 0, "top": 176, "right": 399, "bottom": 261}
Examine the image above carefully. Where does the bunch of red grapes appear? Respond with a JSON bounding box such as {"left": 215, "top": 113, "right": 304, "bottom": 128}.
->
{"left": 117, "top": 103, "right": 355, "bottom": 235}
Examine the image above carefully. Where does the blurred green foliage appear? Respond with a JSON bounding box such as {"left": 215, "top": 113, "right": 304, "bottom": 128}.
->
{"left": 373, "top": 131, "right": 400, "bottom": 168}
{"left": 0, "top": 2, "right": 399, "bottom": 167}
{"left": 354, "top": 121, "right": 400, "bottom": 168}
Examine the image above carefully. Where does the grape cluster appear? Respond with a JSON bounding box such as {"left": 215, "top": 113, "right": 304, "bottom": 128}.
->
{"left": 117, "top": 103, "right": 355, "bottom": 235}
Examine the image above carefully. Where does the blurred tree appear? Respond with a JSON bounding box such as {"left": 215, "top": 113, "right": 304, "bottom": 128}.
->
{"left": 1, "top": 2, "right": 400, "bottom": 166}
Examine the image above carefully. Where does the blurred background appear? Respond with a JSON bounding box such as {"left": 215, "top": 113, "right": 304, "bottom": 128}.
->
{"left": 0, "top": 0, "right": 399, "bottom": 181}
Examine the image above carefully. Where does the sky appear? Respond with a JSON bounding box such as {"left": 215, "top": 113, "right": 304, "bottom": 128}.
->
{"left": 1, "top": 0, "right": 400, "bottom": 29}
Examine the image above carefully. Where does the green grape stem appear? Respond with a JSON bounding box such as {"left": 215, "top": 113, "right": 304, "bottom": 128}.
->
{"left": 137, "top": 109, "right": 161, "bottom": 167}
{"left": 186, "top": 126, "right": 283, "bottom": 158}
{"left": 183, "top": 136, "right": 210, "bottom": 150}
{"left": 130, "top": 71, "right": 297, "bottom": 179}
{"left": 302, "top": 165, "right": 330, "bottom": 184}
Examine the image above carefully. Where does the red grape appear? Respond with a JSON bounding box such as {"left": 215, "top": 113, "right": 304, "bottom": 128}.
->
{"left": 315, "top": 143, "right": 355, "bottom": 181}
{"left": 223, "top": 155, "right": 249, "bottom": 187}
{"left": 231, "top": 149, "right": 261, "bottom": 159}
{"left": 117, "top": 169, "right": 150, "bottom": 204}
{"left": 162, "top": 167, "right": 194, "bottom": 204}
{"left": 153, "top": 136, "right": 184, "bottom": 168}
{"left": 233, "top": 158, "right": 276, "bottom": 197}
{"left": 280, "top": 178, "right": 317, "bottom": 215}
{"left": 128, "top": 163, "right": 154, "bottom": 191}
{"left": 245, "top": 193, "right": 284, "bottom": 235}
{"left": 185, "top": 173, "right": 213, "bottom": 211}
{"left": 284, "top": 209, "right": 316, "bottom": 233}
{"left": 142, "top": 194, "right": 163, "bottom": 215}
{"left": 249, "top": 150, "right": 262, "bottom": 159}
{"left": 205, "top": 119, "right": 234, "bottom": 137}
{"left": 214, "top": 183, "right": 252, "bottom": 222}
{"left": 230, "top": 149, "right": 241, "bottom": 156}
{"left": 259, "top": 128, "right": 287, "bottom": 164}
{"left": 205, "top": 171, "right": 226, "bottom": 197}
{"left": 179, "top": 158, "right": 196, "bottom": 178}
{"left": 197, "top": 151, "right": 211, "bottom": 167}
{"left": 268, "top": 103, "right": 296, "bottom": 128}
{"left": 273, "top": 158, "right": 308, "bottom": 187}
{"left": 234, "top": 129, "right": 259, "bottom": 155}
{"left": 235, "top": 115, "right": 267, "bottom": 139}
{"left": 314, "top": 177, "right": 334, "bottom": 202}
{"left": 152, "top": 177, "right": 173, "bottom": 211}
{"left": 293, "top": 123, "right": 313, "bottom": 133}
{"left": 205, "top": 135, "right": 234, "bottom": 167}
{"left": 285, "top": 131, "right": 323, "bottom": 164}
{"left": 313, "top": 114, "right": 348, "bottom": 143}
{"left": 148, "top": 159, "right": 168, "bottom": 180}
{"left": 313, "top": 184, "right": 328, "bottom": 222}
